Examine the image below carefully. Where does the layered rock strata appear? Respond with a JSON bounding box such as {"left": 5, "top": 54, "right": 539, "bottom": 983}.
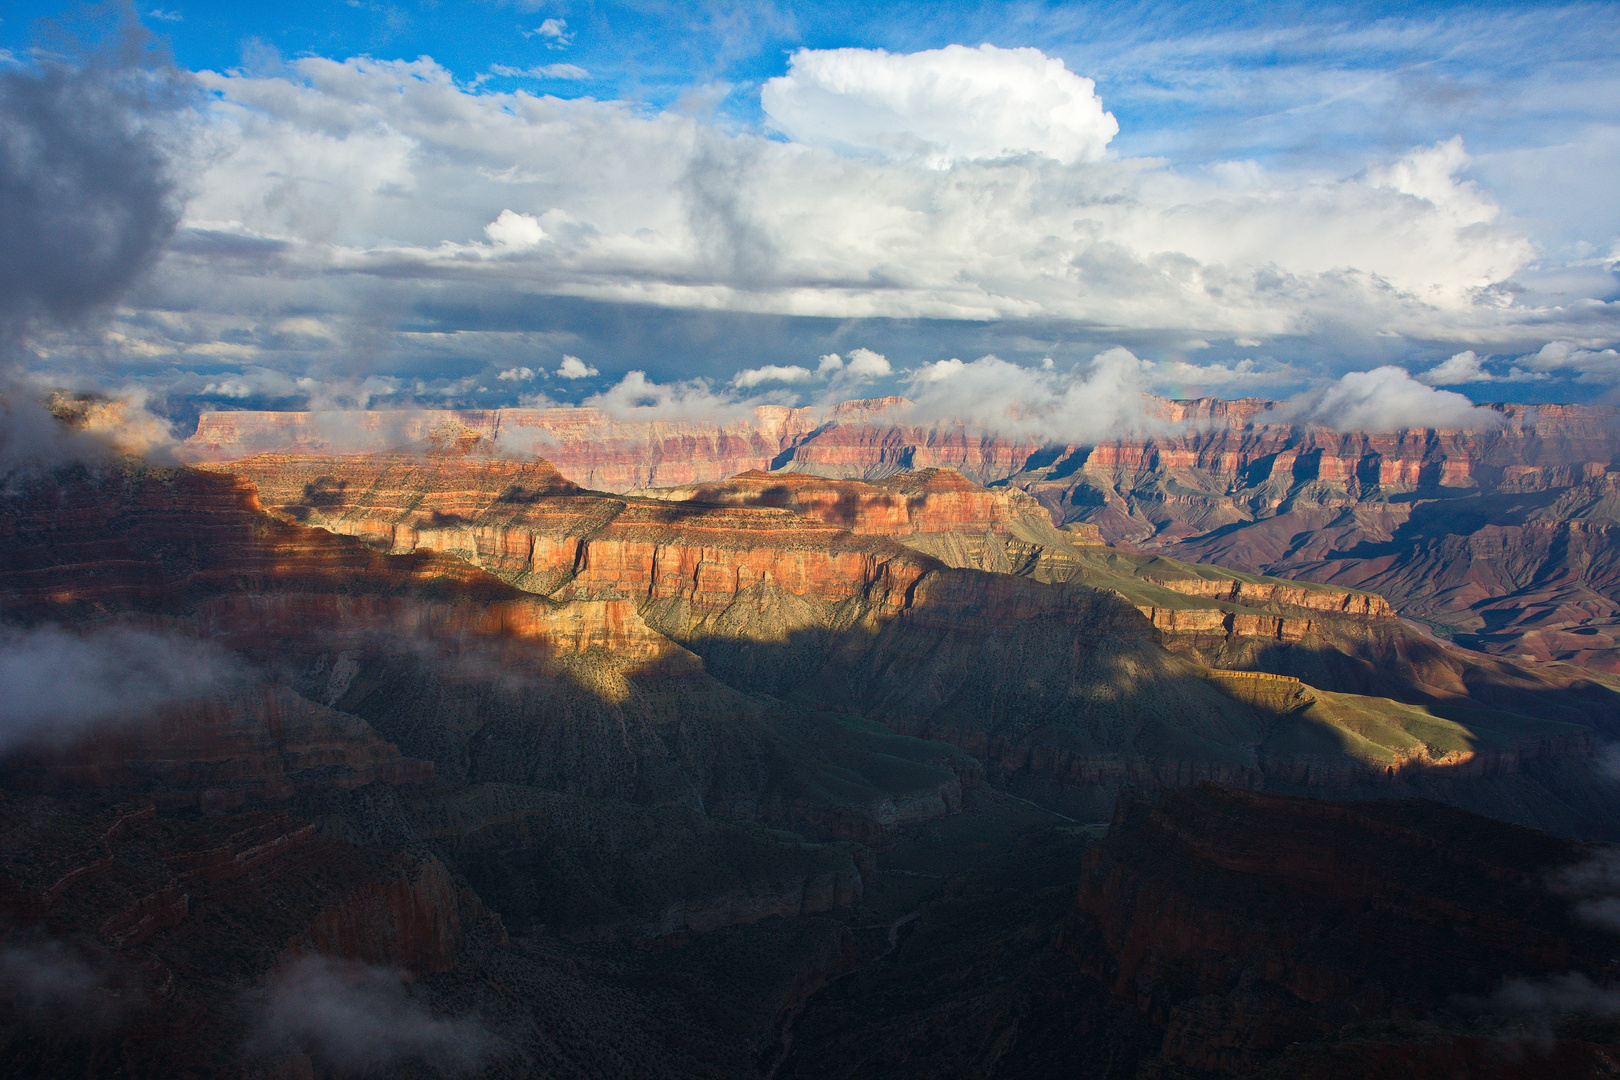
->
{"left": 183, "top": 398, "right": 1620, "bottom": 671}
{"left": 0, "top": 461, "right": 931, "bottom": 938}
{"left": 213, "top": 453, "right": 1620, "bottom": 834}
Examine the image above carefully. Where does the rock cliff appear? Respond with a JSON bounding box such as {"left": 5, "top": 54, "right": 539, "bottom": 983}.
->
{"left": 210, "top": 452, "right": 1620, "bottom": 836}
{"left": 183, "top": 398, "right": 1620, "bottom": 670}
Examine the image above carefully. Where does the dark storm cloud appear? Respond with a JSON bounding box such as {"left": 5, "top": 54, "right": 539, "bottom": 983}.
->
{"left": 0, "top": 4, "right": 193, "bottom": 336}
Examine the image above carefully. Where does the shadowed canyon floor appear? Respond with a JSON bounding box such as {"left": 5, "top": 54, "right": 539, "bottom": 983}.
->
{"left": 4, "top": 406, "right": 1620, "bottom": 1075}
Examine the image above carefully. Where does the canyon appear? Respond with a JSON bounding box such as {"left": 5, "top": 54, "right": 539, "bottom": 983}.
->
{"left": 183, "top": 397, "right": 1620, "bottom": 673}
{"left": 1, "top": 394, "right": 1619, "bottom": 1076}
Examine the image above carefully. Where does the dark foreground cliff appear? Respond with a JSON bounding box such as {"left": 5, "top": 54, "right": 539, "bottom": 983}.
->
{"left": 779, "top": 784, "right": 1620, "bottom": 1080}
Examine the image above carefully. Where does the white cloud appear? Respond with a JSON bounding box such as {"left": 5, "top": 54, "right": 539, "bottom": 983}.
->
{"left": 735, "top": 347, "right": 890, "bottom": 389}
{"left": 582, "top": 370, "right": 754, "bottom": 421}
{"left": 762, "top": 45, "right": 1118, "bottom": 166}
{"left": 733, "top": 364, "right": 814, "bottom": 388}
{"left": 1520, "top": 341, "right": 1620, "bottom": 383}
{"left": 1233, "top": 337, "right": 1262, "bottom": 348}
{"left": 1148, "top": 357, "right": 1286, "bottom": 390}
{"left": 497, "top": 366, "right": 537, "bottom": 381}
{"left": 1279, "top": 366, "right": 1501, "bottom": 432}
{"left": 842, "top": 347, "right": 892, "bottom": 379}
{"left": 526, "top": 18, "right": 573, "bottom": 47}
{"left": 147, "top": 9, "right": 182, "bottom": 22}
{"left": 0, "top": 624, "right": 244, "bottom": 753}
{"left": 483, "top": 209, "right": 545, "bottom": 248}
{"left": 899, "top": 348, "right": 1155, "bottom": 443}
{"left": 1419, "top": 349, "right": 1549, "bottom": 385}
{"left": 1367, "top": 136, "right": 1498, "bottom": 228}
{"left": 1, "top": 386, "right": 177, "bottom": 469}
{"left": 1418, "top": 349, "right": 1490, "bottom": 384}
{"left": 555, "top": 355, "right": 598, "bottom": 379}
{"left": 251, "top": 955, "right": 488, "bottom": 1075}
{"left": 175, "top": 55, "right": 1547, "bottom": 344}
{"left": 485, "top": 63, "right": 588, "bottom": 81}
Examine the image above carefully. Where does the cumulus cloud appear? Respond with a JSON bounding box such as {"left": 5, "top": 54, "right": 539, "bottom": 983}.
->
{"left": 1420, "top": 349, "right": 1551, "bottom": 385}
{"left": 583, "top": 370, "right": 755, "bottom": 422}
{"left": 1419, "top": 350, "right": 1490, "bottom": 385}
{"left": 251, "top": 955, "right": 489, "bottom": 1076}
{"left": 1277, "top": 366, "right": 1502, "bottom": 432}
{"left": 497, "top": 366, "right": 537, "bottom": 382}
{"left": 8, "top": 35, "right": 1605, "bottom": 416}
{"left": 156, "top": 51, "right": 1547, "bottom": 356}
{"left": 733, "top": 364, "right": 814, "bottom": 388}
{"left": 899, "top": 348, "right": 1155, "bottom": 444}
{"left": 483, "top": 209, "right": 546, "bottom": 248}
{"left": 1147, "top": 357, "right": 1286, "bottom": 391}
{"left": 733, "top": 347, "right": 891, "bottom": 389}
{"left": 556, "top": 355, "right": 598, "bottom": 379}
{"left": 197, "top": 369, "right": 402, "bottom": 411}
{"left": 0, "top": 623, "right": 245, "bottom": 753}
{"left": 1519, "top": 342, "right": 1620, "bottom": 383}
{"left": 525, "top": 18, "right": 573, "bottom": 47}
{"left": 762, "top": 44, "right": 1117, "bottom": 166}
{"left": 841, "top": 347, "right": 893, "bottom": 379}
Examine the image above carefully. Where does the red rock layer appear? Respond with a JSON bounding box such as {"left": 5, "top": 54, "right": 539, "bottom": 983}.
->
{"left": 182, "top": 398, "right": 1620, "bottom": 669}
{"left": 636, "top": 467, "right": 1047, "bottom": 539}
{"left": 218, "top": 453, "right": 939, "bottom": 619}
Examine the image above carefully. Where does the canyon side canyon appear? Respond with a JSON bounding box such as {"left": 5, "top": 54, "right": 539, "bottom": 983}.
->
{"left": 3, "top": 395, "right": 1620, "bottom": 1077}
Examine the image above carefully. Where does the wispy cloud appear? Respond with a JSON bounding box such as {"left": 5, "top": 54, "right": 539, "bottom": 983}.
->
{"left": 0, "top": 623, "right": 245, "bottom": 753}
{"left": 521, "top": 17, "right": 573, "bottom": 47}
{"left": 250, "top": 955, "right": 490, "bottom": 1076}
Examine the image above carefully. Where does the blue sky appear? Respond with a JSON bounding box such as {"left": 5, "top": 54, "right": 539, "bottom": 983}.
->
{"left": 2, "top": 1, "right": 1618, "bottom": 432}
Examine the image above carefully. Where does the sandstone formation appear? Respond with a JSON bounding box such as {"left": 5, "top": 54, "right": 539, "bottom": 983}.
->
{"left": 0, "top": 461, "right": 927, "bottom": 940}
{"left": 182, "top": 398, "right": 1620, "bottom": 671}
{"left": 209, "top": 451, "right": 1620, "bottom": 836}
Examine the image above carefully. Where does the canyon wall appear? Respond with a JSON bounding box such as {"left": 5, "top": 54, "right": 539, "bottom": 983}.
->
{"left": 185, "top": 397, "right": 1620, "bottom": 670}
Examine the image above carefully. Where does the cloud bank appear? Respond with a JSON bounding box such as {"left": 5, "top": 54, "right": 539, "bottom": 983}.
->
{"left": 0, "top": 623, "right": 244, "bottom": 753}
{"left": 252, "top": 954, "right": 489, "bottom": 1076}
{"left": 761, "top": 44, "right": 1118, "bottom": 165}
{"left": 60, "top": 42, "right": 1584, "bottom": 417}
{"left": 899, "top": 348, "right": 1156, "bottom": 443}
{"left": 0, "top": 12, "right": 189, "bottom": 336}
{"left": 1278, "top": 366, "right": 1502, "bottom": 432}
